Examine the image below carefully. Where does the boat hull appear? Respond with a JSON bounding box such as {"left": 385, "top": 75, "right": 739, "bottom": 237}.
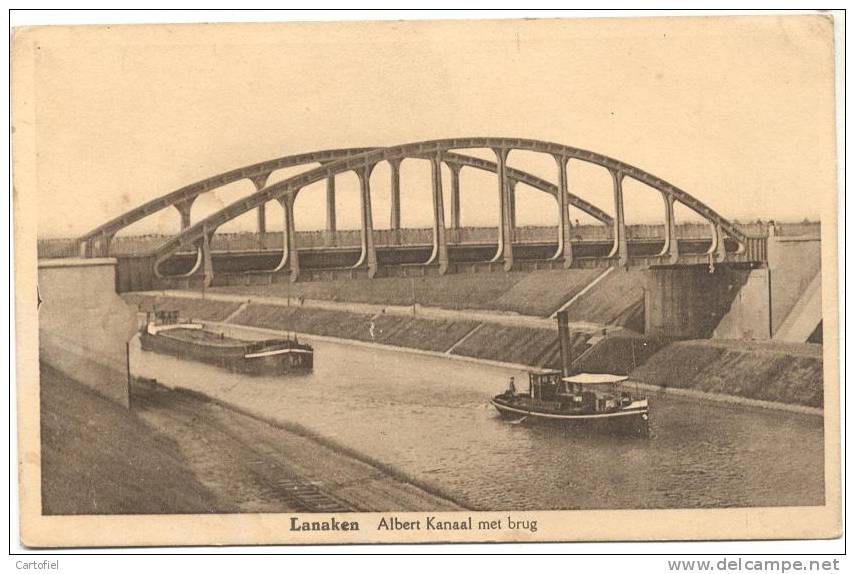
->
{"left": 491, "top": 397, "right": 649, "bottom": 436}
{"left": 140, "top": 330, "right": 313, "bottom": 376}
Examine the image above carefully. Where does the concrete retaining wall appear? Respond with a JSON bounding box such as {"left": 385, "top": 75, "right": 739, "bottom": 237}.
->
{"left": 768, "top": 236, "right": 822, "bottom": 335}
{"left": 713, "top": 268, "right": 772, "bottom": 340}
{"left": 38, "top": 258, "right": 138, "bottom": 407}
{"left": 711, "top": 234, "right": 822, "bottom": 341}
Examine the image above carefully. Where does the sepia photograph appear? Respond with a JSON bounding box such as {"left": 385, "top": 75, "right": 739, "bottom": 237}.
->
{"left": 11, "top": 12, "right": 842, "bottom": 548}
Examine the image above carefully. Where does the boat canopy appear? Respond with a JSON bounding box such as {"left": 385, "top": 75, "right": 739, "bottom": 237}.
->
{"left": 562, "top": 373, "right": 628, "bottom": 384}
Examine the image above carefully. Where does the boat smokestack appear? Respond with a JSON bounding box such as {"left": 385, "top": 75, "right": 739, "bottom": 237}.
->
{"left": 557, "top": 310, "right": 572, "bottom": 377}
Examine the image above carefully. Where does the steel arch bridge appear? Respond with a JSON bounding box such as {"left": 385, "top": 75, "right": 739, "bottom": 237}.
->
{"left": 78, "top": 138, "right": 768, "bottom": 287}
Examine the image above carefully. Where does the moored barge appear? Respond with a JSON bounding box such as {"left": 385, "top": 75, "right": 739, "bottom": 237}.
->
{"left": 140, "top": 310, "right": 313, "bottom": 375}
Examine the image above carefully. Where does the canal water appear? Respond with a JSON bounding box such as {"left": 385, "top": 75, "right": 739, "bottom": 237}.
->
{"left": 130, "top": 337, "right": 825, "bottom": 511}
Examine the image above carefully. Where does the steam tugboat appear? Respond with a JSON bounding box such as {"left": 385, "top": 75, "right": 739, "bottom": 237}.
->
{"left": 490, "top": 311, "right": 650, "bottom": 436}
{"left": 140, "top": 310, "right": 313, "bottom": 375}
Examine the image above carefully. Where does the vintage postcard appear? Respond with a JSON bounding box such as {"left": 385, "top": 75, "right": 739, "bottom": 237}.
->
{"left": 12, "top": 14, "right": 841, "bottom": 547}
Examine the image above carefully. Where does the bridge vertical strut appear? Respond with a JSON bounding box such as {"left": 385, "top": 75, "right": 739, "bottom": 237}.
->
{"left": 201, "top": 224, "right": 215, "bottom": 288}
{"left": 277, "top": 193, "right": 300, "bottom": 282}
{"left": 715, "top": 225, "right": 727, "bottom": 262}
{"left": 389, "top": 158, "right": 402, "bottom": 245}
{"left": 250, "top": 173, "right": 271, "bottom": 249}
{"left": 427, "top": 152, "right": 449, "bottom": 275}
{"left": 706, "top": 223, "right": 728, "bottom": 270}
{"left": 608, "top": 169, "right": 629, "bottom": 267}
{"left": 490, "top": 147, "right": 514, "bottom": 271}
{"left": 256, "top": 205, "right": 267, "bottom": 236}
{"left": 448, "top": 162, "right": 461, "bottom": 244}
{"left": 553, "top": 154, "right": 574, "bottom": 268}
{"left": 660, "top": 192, "right": 679, "bottom": 263}
{"left": 353, "top": 164, "right": 378, "bottom": 278}
{"left": 507, "top": 179, "right": 517, "bottom": 241}
{"left": 325, "top": 175, "right": 336, "bottom": 247}
{"left": 174, "top": 197, "right": 196, "bottom": 232}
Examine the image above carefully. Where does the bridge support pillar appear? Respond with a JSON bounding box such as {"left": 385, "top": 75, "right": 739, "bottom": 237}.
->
{"left": 277, "top": 194, "right": 300, "bottom": 282}
{"left": 706, "top": 223, "right": 729, "bottom": 270}
{"left": 256, "top": 205, "right": 267, "bottom": 235}
{"left": 174, "top": 197, "right": 196, "bottom": 232}
{"left": 449, "top": 163, "right": 461, "bottom": 231}
{"left": 490, "top": 147, "right": 514, "bottom": 271}
{"left": 552, "top": 155, "right": 574, "bottom": 268}
{"left": 427, "top": 152, "right": 449, "bottom": 275}
{"left": 608, "top": 169, "right": 629, "bottom": 267}
{"left": 714, "top": 224, "right": 728, "bottom": 261}
{"left": 325, "top": 175, "right": 337, "bottom": 247}
{"left": 507, "top": 179, "right": 517, "bottom": 242}
{"left": 250, "top": 173, "right": 271, "bottom": 248}
{"left": 200, "top": 225, "right": 215, "bottom": 288}
{"left": 660, "top": 192, "right": 679, "bottom": 264}
{"left": 389, "top": 158, "right": 402, "bottom": 245}
{"left": 354, "top": 165, "right": 378, "bottom": 278}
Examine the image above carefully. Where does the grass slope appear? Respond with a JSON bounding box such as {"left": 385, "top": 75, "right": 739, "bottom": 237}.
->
{"left": 40, "top": 363, "right": 230, "bottom": 514}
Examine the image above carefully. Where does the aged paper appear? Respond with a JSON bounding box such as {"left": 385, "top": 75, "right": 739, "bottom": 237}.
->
{"left": 12, "top": 15, "right": 841, "bottom": 547}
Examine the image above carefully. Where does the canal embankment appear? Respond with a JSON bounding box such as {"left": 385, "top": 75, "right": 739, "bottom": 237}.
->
{"left": 207, "top": 266, "right": 647, "bottom": 328}
{"left": 40, "top": 362, "right": 228, "bottom": 514}
{"left": 122, "top": 291, "right": 824, "bottom": 414}
{"left": 630, "top": 339, "right": 824, "bottom": 409}
{"left": 40, "top": 361, "right": 464, "bottom": 514}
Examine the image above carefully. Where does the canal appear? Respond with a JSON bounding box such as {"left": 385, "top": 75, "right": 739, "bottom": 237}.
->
{"left": 130, "top": 336, "right": 825, "bottom": 511}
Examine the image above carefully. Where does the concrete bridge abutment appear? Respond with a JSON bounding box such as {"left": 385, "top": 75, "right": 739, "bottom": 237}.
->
{"left": 644, "top": 264, "right": 755, "bottom": 340}
{"left": 38, "top": 258, "right": 138, "bottom": 407}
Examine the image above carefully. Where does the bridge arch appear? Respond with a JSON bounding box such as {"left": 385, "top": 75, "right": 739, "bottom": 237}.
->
{"left": 79, "top": 145, "right": 612, "bottom": 259}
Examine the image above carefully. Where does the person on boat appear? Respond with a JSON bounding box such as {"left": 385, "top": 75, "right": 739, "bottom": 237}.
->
{"left": 507, "top": 376, "right": 517, "bottom": 396}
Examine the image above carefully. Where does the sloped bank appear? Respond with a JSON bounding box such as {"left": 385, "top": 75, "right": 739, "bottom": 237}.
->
{"left": 40, "top": 363, "right": 230, "bottom": 514}
{"left": 630, "top": 340, "right": 823, "bottom": 409}
{"left": 41, "top": 362, "right": 463, "bottom": 514}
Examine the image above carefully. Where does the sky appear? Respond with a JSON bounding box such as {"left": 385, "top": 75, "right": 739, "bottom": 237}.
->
{"left": 18, "top": 15, "right": 837, "bottom": 238}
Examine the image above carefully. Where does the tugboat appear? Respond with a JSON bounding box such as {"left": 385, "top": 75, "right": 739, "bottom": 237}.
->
{"left": 490, "top": 311, "right": 649, "bottom": 436}
{"left": 491, "top": 371, "right": 649, "bottom": 435}
{"left": 140, "top": 310, "right": 313, "bottom": 375}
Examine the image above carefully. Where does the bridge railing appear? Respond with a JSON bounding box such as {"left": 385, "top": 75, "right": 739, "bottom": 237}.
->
{"left": 37, "top": 238, "right": 82, "bottom": 259}
{"left": 40, "top": 221, "right": 802, "bottom": 260}
{"left": 772, "top": 221, "right": 821, "bottom": 237}
{"left": 738, "top": 235, "right": 769, "bottom": 263}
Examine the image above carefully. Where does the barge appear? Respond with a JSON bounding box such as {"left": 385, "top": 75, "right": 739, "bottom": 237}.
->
{"left": 140, "top": 310, "right": 313, "bottom": 375}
